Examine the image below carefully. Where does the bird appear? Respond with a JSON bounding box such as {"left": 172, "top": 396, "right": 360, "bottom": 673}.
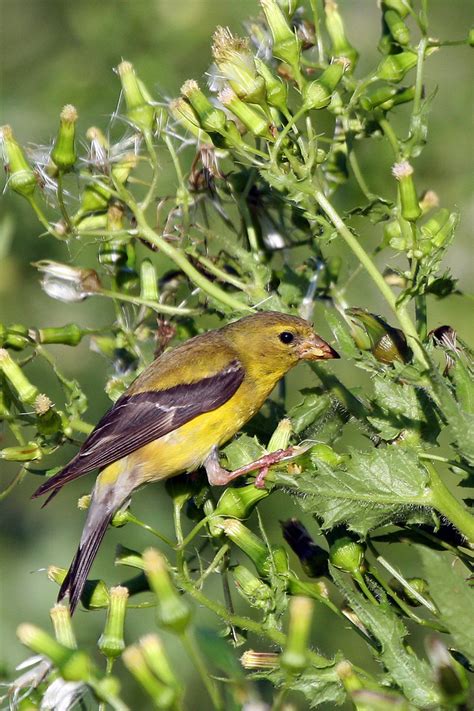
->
{"left": 33, "top": 311, "right": 338, "bottom": 613}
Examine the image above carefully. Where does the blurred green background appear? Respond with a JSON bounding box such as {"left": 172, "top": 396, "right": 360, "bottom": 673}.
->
{"left": 1, "top": 1, "right": 472, "bottom": 707}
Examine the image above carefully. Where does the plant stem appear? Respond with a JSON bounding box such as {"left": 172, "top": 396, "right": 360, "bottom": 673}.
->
{"left": 98, "top": 288, "right": 196, "bottom": 316}
{"left": 181, "top": 631, "right": 223, "bottom": 710}
{"left": 425, "top": 462, "right": 474, "bottom": 546}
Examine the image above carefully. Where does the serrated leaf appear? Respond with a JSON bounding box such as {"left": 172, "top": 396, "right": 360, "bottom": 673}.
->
{"left": 331, "top": 568, "right": 439, "bottom": 708}
{"left": 280, "top": 446, "right": 434, "bottom": 535}
{"left": 416, "top": 546, "right": 474, "bottom": 660}
{"left": 253, "top": 663, "right": 345, "bottom": 708}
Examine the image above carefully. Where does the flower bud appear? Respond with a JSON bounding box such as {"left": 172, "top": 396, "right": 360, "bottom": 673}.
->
{"left": 310, "top": 443, "right": 343, "bottom": 468}
{"left": 111, "top": 151, "right": 138, "bottom": 186}
{"left": 51, "top": 105, "right": 78, "bottom": 172}
{"left": 254, "top": 58, "right": 288, "bottom": 113}
{"left": 143, "top": 548, "right": 191, "bottom": 634}
{"left": 390, "top": 577, "right": 430, "bottom": 607}
{"left": 280, "top": 596, "right": 314, "bottom": 673}
{"left": 426, "top": 637, "right": 469, "bottom": 706}
{"left": 336, "top": 660, "right": 363, "bottom": 693}
{"left": 267, "top": 417, "right": 292, "bottom": 453}
{"left": 328, "top": 533, "right": 365, "bottom": 574}
{"left": 218, "top": 87, "right": 274, "bottom": 140}
{"left": 48, "top": 566, "right": 110, "bottom": 609}
{"left": 360, "top": 85, "right": 415, "bottom": 111}
{"left": 0, "top": 323, "right": 30, "bottom": 350}
{"left": 17, "top": 624, "right": 92, "bottom": 681}
{"left": 382, "top": 0, "right": 412, "bottom": 19}
{"left": 240, "top": 650, "right": 279, "bottom": 669}
{"left": 73, "top": 176, "right": 111, "bottom": 223}
{"left": 213, "top": 484, "right": 269, "bottom": 520}
{"left": 98, "top": 586, "right": 129, "bottom": 659}
{"left": 34, "top": 260, "right": 102, "bottom": 303}
{"left": 424, "top": 210, "right": 458, "bottom": 249}
{"left": 324, "top": 0, "right": 358, "bottom": 69}
{"left": 169, "top": 98, "right": 212, "bottom": 143}
{"left": 50, "top": 604, "right": 77, "bottom": 649}
{"left": 37, "top": 323, "right": 85, "bottom": 347}
{"left": 35, "top": 394, "right": 62, "bottom": 436}
{"left": 115, "top": 545, "right": 145, "bottom": 570}
{"left": 122, "top": 645, "right": 176, "bottom": 708}
{"left": 98, "top": 203, "right": 128, "bottom": 267}
{"left": 181, "top": 80, "right": 227, "bottom": 134}
{"left": 140, "top": 634, "right": 179, "bottom": 689}
{"left": 392, "top": 160, "right": 421, "bottom": 222}
{"left": 384, "top": 10, "right": 410, "bottom": 45}
{"left": 140, "top": 259, "right": 159, "bottom": 302}
{"left": 232, "top": 565, "right": 274, "bottom": 610}
{"left": 0, "top": 441, "right": 42, "bottom": 462}
{"left": 0, "top": 125, "right": 37, "bottom": 197}
{"left": 219, "top": 519, "right": 268, "bottom": 574}
{"left": 117, "top": 61, "right": 155, "bottom": 133}
{"left": 419, "top": 189, "right": 439, "bottom": 214}
{"left": 346, "top": 308, "right": 411, "bottom": 364}
{"left": 281, "top": 519, "right": 329, "bottom": 578}
{"left": 0, "top": 348, "right": 38, "bottom": 403}
{"left": 260, "top": 0, "right": 302, "bottom": 72}
{"left": 212, "top": 27, "right": 266, "bottom": 105}
{"left": 376, "top": 49, "right": 418, "bottom": 82}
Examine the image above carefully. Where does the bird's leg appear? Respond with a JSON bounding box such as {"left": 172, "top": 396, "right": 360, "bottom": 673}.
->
{"left": 204, "top": 444, "right": 309, "bottom": 488}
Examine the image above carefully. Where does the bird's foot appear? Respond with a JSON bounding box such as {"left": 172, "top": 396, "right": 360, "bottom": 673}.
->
{"left": 204, "top": 444, "right": 310, "bottom": 487}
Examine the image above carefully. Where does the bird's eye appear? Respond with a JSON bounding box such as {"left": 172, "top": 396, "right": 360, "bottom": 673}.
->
{"left": 279, "top": 331, "right": 295, "bottom": 344}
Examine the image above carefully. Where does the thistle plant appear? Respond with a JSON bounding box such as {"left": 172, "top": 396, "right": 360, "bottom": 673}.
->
{"left": 1, "top": 1, "right": 473, "bottom": 709}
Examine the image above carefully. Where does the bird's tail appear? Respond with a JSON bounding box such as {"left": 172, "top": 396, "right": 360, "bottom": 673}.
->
{"left": 58, "top": 511, "right": 113, "bottom": 614}
{"left": 58, "top": 460, "right": 131, "bottom": 614}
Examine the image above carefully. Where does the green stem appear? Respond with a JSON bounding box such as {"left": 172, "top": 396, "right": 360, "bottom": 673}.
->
{"left": 181, "top": 631, "right": 223, "bottom": 710}
{"left": 271, "top": 107, "right": 307, "bottom": 162}
{"left": 98, "top": 289, "right": 196, "bottom": 316}
{"left": 348, "top": 150, "right": 374, "bottom": 201}
{"left": 133, "top": 206, "right": 252, "bottom": 313}
{"left": 312, "top": 187, "right": 429, "bottom": 367}
{"left": 375, "top": 112, "right": 400, "bottom": 158}
{"left": 425, "top": 462, "right": 474, "bottom": 546}
{"left": 309, "top": 0, "right": 325, "bottom": 64}
{"left": 141, "top": 130, "right": 161, "bottom": 211}
{"left": 56, "top": 173, "right": 73, "bottom": 233}
{"left": 125, "top": 512, "right": 174, "bottom": 548}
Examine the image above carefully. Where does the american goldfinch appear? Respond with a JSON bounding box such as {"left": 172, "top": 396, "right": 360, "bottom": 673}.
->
{"left": 33, "top": 311, "right": 338, "bottom": 612}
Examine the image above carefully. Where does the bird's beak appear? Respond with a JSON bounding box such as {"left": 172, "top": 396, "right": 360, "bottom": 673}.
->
{"left": 297, "top": 334, "right": 340, "bottom": 360}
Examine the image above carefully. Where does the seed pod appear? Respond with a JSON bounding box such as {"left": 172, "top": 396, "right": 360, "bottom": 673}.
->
{"left": 140, "top": 634, "right": 180, "bottom": 691}
{"left": 240, "top": 650, "right": 280, "bottom": 669}
{"left": 117, "top": 61, "right": 155, "bottom": 133}
{"left": 2, "top": 323, "right": 30, "bottom": 350}
{"left": 328, "top": 533, "right": 365, "bottom": 574}
{"left": 382, "top": 0, "right": 412, "bottom": 19}
{"left": 143, "top": 548, "right": 191, "bottom": 634}
{"left": 254, "top": 57, "right": 288, "bottom": 113}
{"left": 280, "top": 596, "right": 314, "bottom": 673}
{"left": 267, "top": 417, "right": 292, "bottom": 453}
{"left": 392, "top": 160, "right": 421, "bottom": 222}
{"left": 0, "top": 348, "right": 38, "bottom": 403}
{"left": 181, "top": 80, "right": 227, "bottom": 134}
{"left": 260, "top": 0, "right": 302, "bottom": 71}
{"left": 35, "top": 394, "right": 62, "bottom": 436}
{"left": 122, "top": 645, "right": 176, "bottom": 708}
{"left": 232, "top": 565, "right": 274, "bottom": 609}
{"left": 360, "top": 85, "right": 415, "bottom": 111}
{"left": 98, "top": 586, "right": 129, "bottom": 659}
{"left": 140, "top": 259, "right": 159, "bottom": 302}
{"left": 310, "top": 443, "right": 343, "bottom": 467}
{"left": 0, "top": 125, "right": 36, "bottom": 198}
{"left": 169, "top": 98, "right": 212, "bottom": 143}
{"left": 384, "top": 10, "right": 410, "bottom": 45}
{"left": 219, "top": 519, "right": 268, "bottom": 574}
{"left": 214, "top": 484, "right": 269, "bottom": 520}
{"left": 346, "top": 308, "right": 411, "bottom": 364}
{"left": 37, "top": 323, "right": 85, "bottom": 347}
{"left": 281, "top": 519, "right": 329, "bottom": 578}
{"left": 376, "top": 49, "right": 418, "bottom": 82}
{"left": 50, "top": 604, "right": 77, "bottom": 649}
{"left": 218, "top": 87, "right": 274, "bottom": 140}
{"left": 51, "top": 105, "right": 78, "bottom": 172}
{"left": 390, "top": 576, "right": 430, "bottom": 607}
{"left": 1, "top": 442, "right": 42, "bottom": 462}
{"left": 324, "top": 0, "right": 359, "bottom": 69}
{"left": 17, "top": 624, "right": 92, "bottom": 681}
{"left": 303, "top": 58, "right": 348, "bottom": 110}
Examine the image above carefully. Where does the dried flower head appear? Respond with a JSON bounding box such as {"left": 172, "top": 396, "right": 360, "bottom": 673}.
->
{"left": 34, "top": 260, "right": 102, "bottom": 303}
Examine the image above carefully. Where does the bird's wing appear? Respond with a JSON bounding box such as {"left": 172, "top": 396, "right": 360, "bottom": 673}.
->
{"left": 33, "top": 359, "right": 244, "bottom": 500}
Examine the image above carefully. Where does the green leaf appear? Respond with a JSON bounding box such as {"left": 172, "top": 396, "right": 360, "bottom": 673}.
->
{"left": 253, "top": 663, "right": 345, "bottom": 708}
{"left": 417, "top": 546, "right": 474, "bottom": 660}
{"left": 331, "top": 568, "right": 439, "bottom": 708}
{"left": 222, "top": 434, "right": 266, "bottom": 470}
{"left": 280, "top": 446, "right": 433, "bottom": 535}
